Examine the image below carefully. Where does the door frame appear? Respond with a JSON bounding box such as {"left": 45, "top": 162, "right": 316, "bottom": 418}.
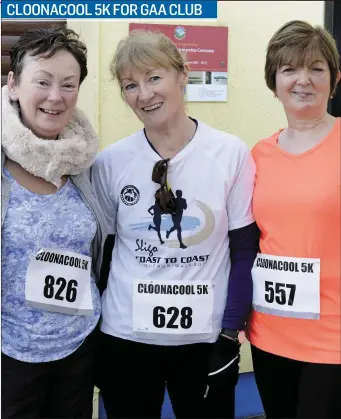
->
{"left": 325, "top": 1, "right": 341, "bottom": 117}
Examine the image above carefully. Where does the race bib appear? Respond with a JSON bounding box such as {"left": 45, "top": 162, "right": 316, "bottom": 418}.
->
{"left": 25, "top": 248, "right": 94, "bottom": 316}
{"left": 252, "top": 253, "right": 320, "bottom": 319}
{"left": 133, "top": 279, "right": 213, "bottom": 336}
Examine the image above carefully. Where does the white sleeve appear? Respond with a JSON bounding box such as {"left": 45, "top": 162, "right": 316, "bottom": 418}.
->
{"left": 227, "top": 142, "right": 255, "bottom": 230}
{"left": 91, "top": 150, "right": 117, "bottom": 235}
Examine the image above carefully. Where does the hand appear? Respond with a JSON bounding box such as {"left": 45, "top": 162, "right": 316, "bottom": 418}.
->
{"left": 221, "top": 330, "right": 246, "bottom": 344}
{"left": 207, "top": 334, "right": 240, "bottom": 387}
{"left": 203, "top": 335, "right": 240, "bottom": 418}
{"left": 238, "top": 330, "right": 246, "bottom": 344}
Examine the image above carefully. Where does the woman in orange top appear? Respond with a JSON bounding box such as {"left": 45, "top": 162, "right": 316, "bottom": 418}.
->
{"left": 247, "top": 20, "right": 341, "bottom": 418}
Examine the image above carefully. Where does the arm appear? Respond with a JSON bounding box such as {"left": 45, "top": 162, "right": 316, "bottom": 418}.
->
{"left": 206, "top": 144, "right": 257, "bottom": 385}
{"left": 222, "top": 222, "right": 260, "bottom": 331}
{"left": 90, "top": 151, "right": 117, "bottom": 294}
{"left": 223, "top": 143, "right": 257, "bottom": 334}
{"left": 206, "top": 225, "right": 259, "bottom": 389}
{"left": 90, "top": 151, "right": 117, "bottom": 236}
{"left": 97, "top": 234, "right": 115, "bottom": 295}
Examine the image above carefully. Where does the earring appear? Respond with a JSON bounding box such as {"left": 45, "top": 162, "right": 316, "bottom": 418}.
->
{"left": 8, "top": 91, "right": 15, "bottom": 100}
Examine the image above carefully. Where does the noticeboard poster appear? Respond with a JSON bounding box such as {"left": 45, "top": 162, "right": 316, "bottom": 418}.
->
{"left": 129, "top": 23, "right": 228, "bottom": 102}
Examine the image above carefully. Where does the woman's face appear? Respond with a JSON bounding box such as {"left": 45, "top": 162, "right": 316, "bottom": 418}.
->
{"left": 274, "top": 51, "right": 340, "bottom": 118}
{"left": 120, "top": 65, "right": 188, "bottom": 130}
{"left": 8, "top": 49, "right": 81, "bottom": 140}
{"left": 276, "top": 53, "right": 340, "bottom": 119}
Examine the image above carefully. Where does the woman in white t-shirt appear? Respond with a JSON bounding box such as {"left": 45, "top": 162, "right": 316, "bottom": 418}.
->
{"left": 92, "top": 30, "right": 259, "bottom": 418}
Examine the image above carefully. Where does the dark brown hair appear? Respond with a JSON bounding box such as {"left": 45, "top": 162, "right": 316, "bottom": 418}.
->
{"left": 265, "top": 20, "right": 340, "bottom": 96}
{"left": 9, "top": 27, "right": 88, "bottom": 85}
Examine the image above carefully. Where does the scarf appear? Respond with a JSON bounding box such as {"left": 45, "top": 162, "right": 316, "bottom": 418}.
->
{"left": 1, "top": 85, "right": 99, "bottom": 187}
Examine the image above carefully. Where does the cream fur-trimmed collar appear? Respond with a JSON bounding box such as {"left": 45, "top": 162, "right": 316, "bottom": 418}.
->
{"left": 1, "top": 85, "right": 98, "bottom": 187}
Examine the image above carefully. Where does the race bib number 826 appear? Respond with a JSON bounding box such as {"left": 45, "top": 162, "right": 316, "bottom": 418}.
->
{"left": 43, "top": 275, "right": 78, "bottom": 302}
{"left": 25, "top": 248, "right": 94, "bottom": 316}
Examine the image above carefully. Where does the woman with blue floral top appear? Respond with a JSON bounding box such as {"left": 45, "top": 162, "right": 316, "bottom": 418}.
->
{"left": 1, "top": 27, "right": 106, "bottom": 418}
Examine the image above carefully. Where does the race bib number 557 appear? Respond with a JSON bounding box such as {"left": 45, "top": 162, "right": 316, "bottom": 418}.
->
{"left": 133, "top": 279, "right": 213, "bottom": 336}
{"left": 25, "top": 248, "right": 93, "bottom": 316}
{"left": 252, "top": 253, "right": 320, "bottom": 320}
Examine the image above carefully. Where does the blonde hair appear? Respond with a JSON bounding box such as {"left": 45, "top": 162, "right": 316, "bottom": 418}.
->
{"left": 265, "top": 20, "right": 340, "bottom": 96}
{"left": 110, "top": 30, "right": 186, "bottom": 91}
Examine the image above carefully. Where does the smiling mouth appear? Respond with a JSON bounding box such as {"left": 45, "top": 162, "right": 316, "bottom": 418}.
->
{"left": 142, "top": 102, "right": 163, "bottom": 112}
{"left": 39, "top": 108, "right": 63, "bottom": 115}
{"left": 292, "top": 92, "right": 312, "bottom": 97}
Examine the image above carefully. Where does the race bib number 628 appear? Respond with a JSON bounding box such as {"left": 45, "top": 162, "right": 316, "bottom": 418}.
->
{"left": 133, "top": 279, "right": 213, "bottom": 335}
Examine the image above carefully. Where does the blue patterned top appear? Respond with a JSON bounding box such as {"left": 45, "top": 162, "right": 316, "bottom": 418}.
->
{"left": 1, "top": 168, "right": 101, "bottom": 363}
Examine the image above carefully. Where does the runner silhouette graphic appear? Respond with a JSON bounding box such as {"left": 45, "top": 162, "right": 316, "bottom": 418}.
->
{"left": 148, "top": 201, "right": 164, "bottom": 245}
{"left": 166, "top": 190, "right": 187, "bottom": 249}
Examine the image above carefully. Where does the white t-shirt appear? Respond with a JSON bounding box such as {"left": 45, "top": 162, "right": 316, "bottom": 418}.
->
{"left": 92, "top": 120, "right": 255, "bottom": 345}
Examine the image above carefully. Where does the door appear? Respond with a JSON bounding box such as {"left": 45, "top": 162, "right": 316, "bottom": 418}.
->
{"left": 1, "top": 21, "right": 66, "bottom": 87}
{"left": 325, "top": 1, "right": 341, "bottom": 117}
